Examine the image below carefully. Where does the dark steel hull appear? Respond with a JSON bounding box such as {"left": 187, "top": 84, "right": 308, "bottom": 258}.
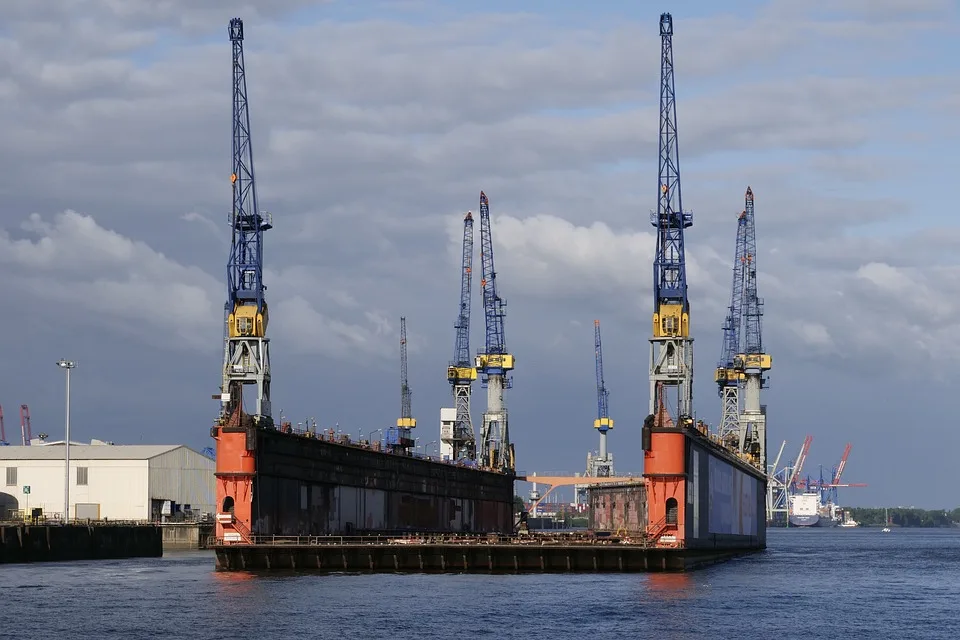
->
{"left": 247, "top": 427, "right": 515, "bottom": 536}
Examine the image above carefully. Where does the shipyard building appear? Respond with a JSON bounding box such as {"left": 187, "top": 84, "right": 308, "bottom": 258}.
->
{"left": 0, "top": 441, "right": 215, "bottom": 521}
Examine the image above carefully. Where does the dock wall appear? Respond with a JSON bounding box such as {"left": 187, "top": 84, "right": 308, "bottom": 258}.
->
{"left": 0, "top": 524, "right": 163, "bottom": 564}
{"left": 160, "top": 522, "right": 215, "bottom": 550}
{"left": 213, "top": 539, "right": 761, "bottom": 573}
{"left": 248, "top": 428, "right": 515, "bottom": 536}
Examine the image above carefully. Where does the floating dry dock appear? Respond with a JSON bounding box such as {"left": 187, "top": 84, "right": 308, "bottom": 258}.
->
{"left": 213, "top": 532, "right": 762, "bottom": 573}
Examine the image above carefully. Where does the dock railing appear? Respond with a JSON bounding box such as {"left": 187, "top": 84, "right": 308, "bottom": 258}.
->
{"left": 213, "top": 530, "right": 664, "bottom": 548}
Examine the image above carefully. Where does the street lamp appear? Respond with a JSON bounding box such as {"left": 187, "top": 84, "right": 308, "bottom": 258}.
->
{"left": 56, "top": 359, "right": 76, "bottom": 524}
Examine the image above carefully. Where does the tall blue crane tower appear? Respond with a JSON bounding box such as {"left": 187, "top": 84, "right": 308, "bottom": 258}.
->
{"left": 715, "top": 187, "right": 771, "bottom": 467}
{"left": 441, "top": 212, "right": 478, "bottom": 462}
{"left": 590, "top": 320, "right": 614, "bottom": 474}
{"left": 475, "top": 191, "right": 515, "bottom": 472}
{"left": 218, "top": 17, "right": 274, "bottom": 427}
{"left": 648, "top": 13, "right": 694, "bottom": 427}
{"left": 736, "top": 188, "right": 771, "bottom": 466}
{"left": 715, "top": 196, "right": 750, "bottom": 446}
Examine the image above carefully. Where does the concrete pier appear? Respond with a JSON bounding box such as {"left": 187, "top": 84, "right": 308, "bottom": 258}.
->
{"left": 213, "top": 535, "right": 763, "bottom": 573}
{"left": 160, "top": 522, "right": 215, "bottom": 550}
{"left": 0, "top": 523, "right": 163, "bottom": 564}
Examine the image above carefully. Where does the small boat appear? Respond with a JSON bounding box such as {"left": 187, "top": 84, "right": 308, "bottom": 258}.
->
{"left": 881, "top": 507, "right": 891, "bottom": 532}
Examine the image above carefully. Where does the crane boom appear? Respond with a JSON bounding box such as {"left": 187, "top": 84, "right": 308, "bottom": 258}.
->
{"left": 594, "top": 320, "right": 610, "bottom": 425}
{"left": 475, "top": 191, "right": 515, "bottom": 471}
{"left": 648, "top": 13, "right": 694, "bottom": 428}
{"left": 19, "top": 404, "right": 32, "bottom": 446}
{"left": 218, "top": 17, "right": 274, "bottom": 427}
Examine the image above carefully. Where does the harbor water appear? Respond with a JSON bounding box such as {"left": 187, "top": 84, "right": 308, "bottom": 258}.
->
{"left": 2, "top": 528, "right": 958, "bottom": 639}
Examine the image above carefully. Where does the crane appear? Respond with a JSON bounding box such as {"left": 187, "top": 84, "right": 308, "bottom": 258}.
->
{"left": 648, "top": 13, "right": 694, "bottom": 430}
{"left": 442, "top": 212, "right": 478, "bottom": 462}
{"left": 715, "top": 197, "right": 750, "bottom": 447}
{"left": 736, "top": 187, "right": 771, "bottom": 468}
{"left": 475, "top": 191, "right": 515, "bottom": 472}
{"left": 387, "top": 317, "right": 416, "bottom": 454}
{"left": 0, "top": 405, "right": 7, "bottom": 446}
{"left": 589, "top": 319, "right": 614, "bottom": 476}
{"left": 20, "top": 404, "right": 32, "bottom": 446}
{"left": 715, "top": 187, "right": 771, "bottom": 469}
{"left": 216, "top": 17, "right": 274, "bottom": 429}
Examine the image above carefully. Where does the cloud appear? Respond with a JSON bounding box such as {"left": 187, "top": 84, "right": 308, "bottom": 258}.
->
{"left": 0, "top": 1, "right": 958, "bottom": 505}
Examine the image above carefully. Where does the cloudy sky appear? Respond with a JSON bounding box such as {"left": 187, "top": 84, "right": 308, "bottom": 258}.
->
{"left": 1, "top": 0, "right": 957, "bottom": 508}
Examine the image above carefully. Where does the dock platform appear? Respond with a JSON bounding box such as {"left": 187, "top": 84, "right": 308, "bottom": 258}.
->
{"left": 213, "top": 533, "right": 763, "bottom": 573}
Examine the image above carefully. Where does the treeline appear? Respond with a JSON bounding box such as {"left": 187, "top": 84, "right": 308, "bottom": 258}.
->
{"left": 847, "top": 507, "right": 960, "bottom": 528}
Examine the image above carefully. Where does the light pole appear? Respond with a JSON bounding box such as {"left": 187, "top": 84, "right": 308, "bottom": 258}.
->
{"left": 56, "top": 359, "right": 76, "bottom": 524}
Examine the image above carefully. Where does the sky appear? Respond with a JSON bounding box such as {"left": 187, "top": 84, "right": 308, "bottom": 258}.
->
{"left": 0, "top": 0, "right": 958, "bottom": 509}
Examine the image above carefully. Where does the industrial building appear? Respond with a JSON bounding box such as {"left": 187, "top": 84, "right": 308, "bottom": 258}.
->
{"left": 0, "top": 441, "right": 214, "bottom": 522}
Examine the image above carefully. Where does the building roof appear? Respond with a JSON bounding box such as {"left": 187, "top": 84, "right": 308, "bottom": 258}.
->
{"left": 0, "top": 444, "right": 187, "bottom": 461}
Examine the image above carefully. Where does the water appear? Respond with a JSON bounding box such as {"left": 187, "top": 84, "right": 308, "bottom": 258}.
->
{"left": 2, "top": 528, "right": 958, "bottom": 639}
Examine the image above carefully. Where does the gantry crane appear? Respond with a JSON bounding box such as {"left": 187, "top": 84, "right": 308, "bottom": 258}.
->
{"left": 475, "top": 191, "right": 515, "bottom": 472}
{"left": 387, "top": 317, "right": 416, "bottom": 453}
{"left": 216, "top": 17, "right": 274, "bottom": 428}
{"left": 648, "top": 13, "right": 694, "bottom": 430}
{"left": 589, "top": 319, "right": 614, "bottom": 476}
{"left": 441, "top": 212, "right": 478, "bottom": 462}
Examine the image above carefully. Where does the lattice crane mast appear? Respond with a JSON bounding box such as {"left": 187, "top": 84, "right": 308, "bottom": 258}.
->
{"left": 443, "top": 212, "right": 478, "bottom": 462}
{"left": 388, "top": 317, "right": 416, "bottom": 454}
{"left": 715, "top": 200, "right": 749, "bottom": 446}
{"left": 648, "top": 13, "right": 694, "bottom": 430}
{"left": 590, "top": 319, "right": 614, "bottom": 477}
{"left": 217, "top": 17, "right": 274, "bottom": 428}
{"left": 475, "top": 191, "right": 515, "bottom": 472}
{"left": 736, "top": 187, "right": 771, "bottom": 468}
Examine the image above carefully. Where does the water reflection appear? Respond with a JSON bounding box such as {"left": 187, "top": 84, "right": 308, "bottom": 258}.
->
{"left": 639, "top": 572, "right": 696, "bottom": 600}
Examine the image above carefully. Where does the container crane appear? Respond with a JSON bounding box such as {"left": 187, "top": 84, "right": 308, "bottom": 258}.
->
{"left": 20, "top": 404, "right": 32, "bottom": 446}
{"left": 588, "top": 319, "right": 614, "bottom": 477}
{"left": 475, "top": 191, "right": 515, "bottom": 472}
{"left": 441, "top": 212, "right": 478, "bottom": 462}
{"left": 648, "top": 13, "right": 694, "bottom": 431}
{"left": 387, "top": 317, "right": 415, "bottom": 454}
{"left": 216, "top": 17, "right": 274, "bottom": 428}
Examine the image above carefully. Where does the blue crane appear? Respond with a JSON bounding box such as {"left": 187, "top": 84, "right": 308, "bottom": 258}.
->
{"left": 715, "top": 195, "right": 750, "bottom": 444}
{"left": 714, "top": 187, "right": 771, "bottom": 465}
{"left": 648, "top": 12, "right": 694, "bottom": 427}
{"left": 591, "top": 320, "right": 613, "bottom": 477}
{"left": 475, "top": 191, "right": 515, "bottom": 471}
{"left": 218, "top": 17, "right": 274, "bottom": 427}
{"left": 445, "top": 212, "right": 478, "bottom": 461}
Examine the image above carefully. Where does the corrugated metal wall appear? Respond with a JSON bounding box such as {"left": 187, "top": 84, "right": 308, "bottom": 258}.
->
{"left": 148, "top": 447, "right": 215, "bottom": 516}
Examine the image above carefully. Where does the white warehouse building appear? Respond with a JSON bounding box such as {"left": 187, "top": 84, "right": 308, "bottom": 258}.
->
{"left": 0, "top": 441, "right": 215, "bottom": 521}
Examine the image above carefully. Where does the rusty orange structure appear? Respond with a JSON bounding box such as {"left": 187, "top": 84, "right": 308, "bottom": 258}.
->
{"left": 213, "top": 408, "right": 255, "bottom": 543}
